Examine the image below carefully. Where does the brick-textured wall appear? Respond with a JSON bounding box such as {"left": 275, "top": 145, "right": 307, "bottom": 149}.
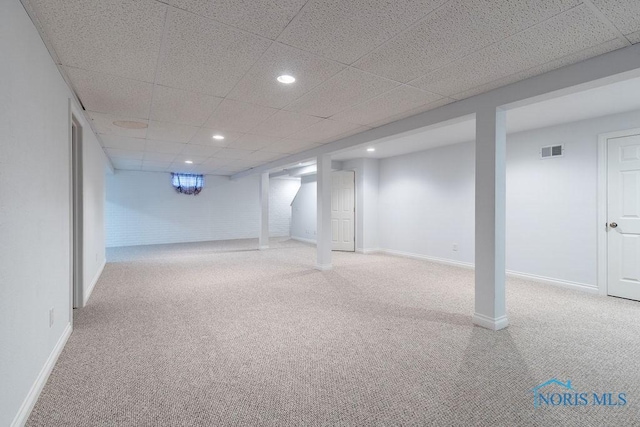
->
{"left": 269, "top": 178, "right": 300, "bottom": 237}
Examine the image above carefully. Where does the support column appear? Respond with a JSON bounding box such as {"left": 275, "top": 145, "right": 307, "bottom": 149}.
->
{"left": 259, "top": 172, "right": 269, "bottom": 250}
{"left": 473, "top": 106, "right": 508, "bottom": 331}
{"left": 316, "top": 153, "right": 332, "bottom": 270}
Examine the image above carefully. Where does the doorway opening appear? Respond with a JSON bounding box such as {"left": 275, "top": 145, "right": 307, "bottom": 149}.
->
{"left": 71, "top": 115, "right": 83, "bottom": 309}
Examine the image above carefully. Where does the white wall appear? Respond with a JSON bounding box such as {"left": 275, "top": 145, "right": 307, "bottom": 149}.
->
{"left": 0, "top": 1, "right": 107, "bottom": 425}
{"left": 378, "top": 109, "right": 640, "bottom": 288}
{"left": 290, "top": 175, "right": 317, "bottom": 243}
{"left": 269, "top": 177, "right": 300, "bottom": 237}
{"left": 106, "top": 171, "right": 297, "bottom": 247}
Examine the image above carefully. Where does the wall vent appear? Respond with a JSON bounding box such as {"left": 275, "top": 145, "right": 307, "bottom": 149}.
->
{"left": 540, "top": 144, "right": 563, "bottom": 159}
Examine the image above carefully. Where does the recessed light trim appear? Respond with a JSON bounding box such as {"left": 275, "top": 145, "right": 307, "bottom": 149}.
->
{"left": 277, "top": 75, "right": 295, "bottom": 84}
{"left": 185, "top": 160, "right": 193, "bottom": 164}
{"left": 367, "top": 147, "right": 375, "bottom": 152}
{"left": 113, "top": 120, "right": 148, "bottom": 129}
{"left": 212, "top": 134, "right": 225, "bottom": 140}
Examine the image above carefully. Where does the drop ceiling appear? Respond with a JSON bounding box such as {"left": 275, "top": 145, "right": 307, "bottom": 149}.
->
{"left": 22, "top": 0, "right": 640, "bottom": 175}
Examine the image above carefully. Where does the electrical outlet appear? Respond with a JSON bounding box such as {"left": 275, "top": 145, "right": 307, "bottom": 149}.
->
{"left": 453, "top": 243, "right": 459, "bottom": 252}
{"left": 49, "top": 308, "right": 54, "bottom": 327}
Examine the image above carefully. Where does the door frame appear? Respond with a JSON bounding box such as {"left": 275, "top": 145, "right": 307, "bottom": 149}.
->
{"left": 596, "top": 127, "right": 640, "bottom": 296}
{"left": 69, "top": 100, "right": 84, "bottom": 317}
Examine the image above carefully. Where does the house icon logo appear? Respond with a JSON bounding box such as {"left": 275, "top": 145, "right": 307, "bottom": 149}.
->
{"left": 530, "top": 378, "right": 573, "bottom": 408}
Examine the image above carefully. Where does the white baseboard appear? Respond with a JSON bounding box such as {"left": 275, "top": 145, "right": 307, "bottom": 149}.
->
{"left": 83, "top": 258, "right": 106, "bottom": 306}
{"left": 290, "top": 236, "right": 316, "bottom": 245}
{"left": 11, "top": 322, "right": 72, "bottom": 427}
{"left": 473, "top": 313, "right": 509, "bottom": 331}
{"left": 258, "top": 245, "right": 269, "bottom": 251}
{"left": 376, "top": 248, "right": 596, "bottom": 294}
{"left": 356, "top": 248, "right": 382, "bottom": 254}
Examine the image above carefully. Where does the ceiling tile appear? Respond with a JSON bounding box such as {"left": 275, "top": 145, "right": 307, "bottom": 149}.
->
{"left": 166, "top": 0, "right": 307, "bottom": 39}
{"left": 277, "top": 0, "right": 447, "bottom": 64}
{"left": 66, "top": 67, "right": 153, "bottom": 119}
{"left": 354, "top": 0, "right": 580, "bottom": 83}
{"left": 249, "top": 110, "right": 323, "bottom": 138}
{"left": 112, "top": 158, "right": 143, "bottom": 170}
{"left": 450, "top": 38, "right": 628, "bottom": 100}
{"left": 226, "top": 43, "right": 345, "bottom": 109}
{"left": 189, "top": 128, "right": 243, "bottom": 146}
{"left": 202, "top": 157, "right": 235, "bottom": 168}
{"left": 332, "top": 85, "right": 443, "bottom": 126}
{"left": 172, "top": 155, "right": 210, "bottom": 164}
{"left": 288, "top": 119, "right": 367, "bottom": 144}
{"left": 87, "top": 112, "right": 149, "bottom": 138}
{"left": 142, "top": 161, "right": 172, "bottom": 172}
{"left": 591, "top": 0, "right": 640, "bottom": 37}
{"left": 366, "top": 98, "right": 454, "bottom": 128}
{"left": 244, "top": 150, "right": 283, "bottom": 163}
{"left": 30, "top": 0, "right": 166, "bottom": 82}
{"left": 266, "top": 139, "right": 318, "bottom": 154}
{"left": 106, "top": 148, "right": 144, "bottom": 160}
{"left": 150, "top": 85, "right": 223, "bottom": 126}
{"left": 100, "top": 135, "right": 147, "bottom": 151}
{"left": 155, "top": 8, "right": 272, "bottom": 96}
{"left": 628, "top": 31, "right": 640, "bottom": 44}
{"left": 143, "top": 151, "right": 178, "bottom": 162}
{"left": 285, "top": 68, "right": 399, "bottom": 118}
{"left": 146, "top": 121, "right": 199, "bottom": 143}
{"left": 228, "top": 134, "right": 282, "bottom": 151}
{"left": 204, "top": 99, "right": 278, "bottom": 133}
{"left": 180, "top": 143, "right": 221, "bottom": 157}
{"left": 144, "top": 139, "right": 187, "bottom": 154}
{"left": 212, "top": 148, "right": 255, "bottom": 159}
{"left": 410, "top": 5, "right": 619, "bottom": 97}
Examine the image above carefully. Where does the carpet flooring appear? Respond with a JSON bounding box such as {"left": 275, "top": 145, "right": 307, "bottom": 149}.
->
{"left": 27, "top": 238, "right": 640, "bottom": 426}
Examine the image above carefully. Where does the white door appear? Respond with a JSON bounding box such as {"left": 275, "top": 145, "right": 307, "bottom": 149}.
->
{"left": 331, "top": 171, "right": 355, "bottom": 251}
{"left": 607, "top": 133, "right": 640, "bottom": 301}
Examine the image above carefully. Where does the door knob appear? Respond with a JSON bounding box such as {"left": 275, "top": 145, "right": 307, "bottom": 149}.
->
{"left": 610, "top": 222, "right": 618, "bottom": 228}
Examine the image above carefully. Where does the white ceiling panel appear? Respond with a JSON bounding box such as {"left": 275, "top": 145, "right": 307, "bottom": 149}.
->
{"left": 205, "top": 99, "right": 278, "bottom": 133}
{"left": 332, "top": 85, "right": 443, "bottom": 126}
{"left": 66, "top": 67, "right": 153, "bottom": 119}
{"left": 628, "top": 31, "right": 640, "bottom": 44}
{"left": 144, "top": 139, "right": 187, "bottom": 154}
{"left": 142, "top": 152, "right": 179, "bottom": 162}
{"left": 243, "top": 150, "right": 283, "bottom": 163}
{"left": 146, "top": 121, "right": 199, "bottom": 143}
{"left": 87, "top": 112, "right": 149, "bottom": 139}
{"left": 212, "top": 148, "right": 255, "bottom": 159}
{"left": 410, "top": 5, "right": 619, "bottom": 97}
{"left": 112, "top": 158, "right": 143, "bottom": 170}
{"left": 366, "top": 98, "right": 454, "bottom": 128}
{"left": 142, "top": 161, "right": 172, "bottom": 172}
{"left": 190, "top": 128, "right": 243, "bottom": 146}
{"left": 165, "top": 0, "right": 307, "bottom": 39}
{"left": 226, "top": 43, "right": 345, "bottom": 109}
{"left": 172, "top": 155, "right": 210, "bottom": 165}
{"left": 155, "top": 8, "right": 272, "bottom": 96}
{"left": 354, "top": 0, "right": 580, "bottom": 83}
{"left": 202, "top": 157, "right": 236, "bottom": 168}
{"left": 106, "top": 148, "right": 145, "bottom": 160}
{"left": 289, "top": 119, "right": 367, "bottom": 143}
{"left": 285, "top": 68, "right": 399, "bottom": 118}
{"left": 100, "top": 135, "right": 147, "bottom": 151}
{"left": 277, "top": 0, "right": 447, "bottom": 64}
{"left": 591, "top": 0, "right": 640, "bottom": 37}
{"left": 30, "top": 0, "right": 166, "bottom": 82}
{"left": 266, "top": 139, "right": 318, "bottom": 154}
{"left": 180, "top": 144, "right": 221, "bottom": 157}
{"left": 249, "top": 110, "right": 323, "bottom": 138}
{"left": 150, "top": 85, "right": 223, "bottom": 126}
{"left": 228, "top": 134, "right": 282, "bottom": 151}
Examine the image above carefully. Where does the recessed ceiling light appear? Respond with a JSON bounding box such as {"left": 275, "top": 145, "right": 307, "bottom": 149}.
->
{"left": 367, "top": 147, "right": 375, "bottom": 152}
{"left": 185, "top": 160, "right": 193, "bottom": 164}
{"left": 113, "top": 120, "right": 148, "bottom": 129}
{"left": 212, "top": 134, "right": 225, "bottom": 140}
{"left": 277, "top": 75, "right": 295, "bottom": 84}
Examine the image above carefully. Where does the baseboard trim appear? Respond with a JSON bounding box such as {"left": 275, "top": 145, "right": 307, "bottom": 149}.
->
{"left": 258, "top": 245, "right": 269, "bottom": 251}
{"left": 473, "top": 313, "right": 509, "bottom": 331}
{"left": 376, "top": 248, "right": 596, "bottom": 294}
{"left": 290, "top": 236, "right": 316, "bottom": 245}
{"left": 11, "top": 322, "right": 72, "bottom": 427}
{"left": 356, "top": 248, "right": 382, "bottom": 254}
{"left": 83, "top": 258, "right": 106, "bottom": 306}
{"left": 315, "top": 263, "right": 333, "bottom": 271}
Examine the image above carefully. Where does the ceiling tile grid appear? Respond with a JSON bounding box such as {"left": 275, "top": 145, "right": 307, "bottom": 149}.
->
{"left": 205, "top": 99, "right": 279, "bottom": 133}
{"left": 591, "top": 0, "right": 640, "bottom": 38}
{"left": 150, "top": 85, "right": 223, "bottom": 126}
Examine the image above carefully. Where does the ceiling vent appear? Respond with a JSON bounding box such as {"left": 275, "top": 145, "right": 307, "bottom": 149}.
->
{"left": 541, "top": 144, "right": 563, "bottom": 159}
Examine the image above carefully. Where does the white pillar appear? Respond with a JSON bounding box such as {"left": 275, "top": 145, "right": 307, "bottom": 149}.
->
{"left": 259, "top": 172, "right": 269, "bottom": 250}
{"left": 473, "top": 106, "right": 508, "bottom": 331}
{"left": 316, "top": 153, "right": 332, "bottom": 270}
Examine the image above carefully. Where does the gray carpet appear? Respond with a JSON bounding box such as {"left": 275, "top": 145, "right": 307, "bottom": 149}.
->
{"left": 27, "top": 238, "right": 640, "bottom": 426}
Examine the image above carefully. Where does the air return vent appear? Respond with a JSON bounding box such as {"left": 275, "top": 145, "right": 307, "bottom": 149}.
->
{"left": 540, "top": 144, "right": 563, "bottom": 159}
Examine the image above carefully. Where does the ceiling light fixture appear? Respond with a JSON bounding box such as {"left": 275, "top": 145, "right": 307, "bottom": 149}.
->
{"left": 367, "top": 147, "right": 375, "bottom": 152}
{"left": 212, "top": 134, "right": 225, "bottom": 140}
{"left": 277, "top": 75, "right": 295, "bottom": 84}
{"left": 185, "top": 160, "right": 193, "bottom": 164}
